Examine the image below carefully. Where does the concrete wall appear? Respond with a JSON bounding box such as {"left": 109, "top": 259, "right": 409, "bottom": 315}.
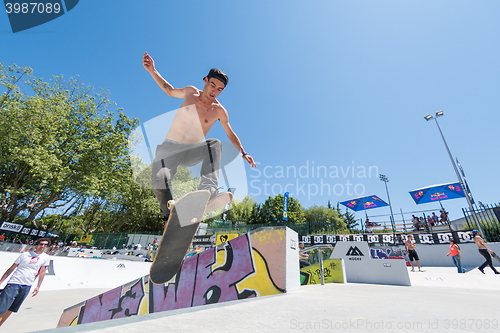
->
{"left": 330, "top": 241, "right": 411, "bottom": 286}
{"left": 57, "top": 226, "right": 299, "bottom": 327}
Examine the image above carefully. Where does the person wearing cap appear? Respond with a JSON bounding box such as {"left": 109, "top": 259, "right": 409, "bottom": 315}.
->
{"left": 142, "top": 52, "right": 256, "bottom": 221}
{"left": 472, "top": 230, "right": 499, "bottom": 274}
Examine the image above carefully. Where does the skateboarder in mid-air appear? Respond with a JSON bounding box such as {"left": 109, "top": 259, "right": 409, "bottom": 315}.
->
{"left": 142, "top": 52, "right": 257, "bottom": 222}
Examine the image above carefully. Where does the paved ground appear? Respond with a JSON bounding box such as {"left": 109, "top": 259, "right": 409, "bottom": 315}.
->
{"left": 2, "top": 266, "right": 499, "bottom": 333}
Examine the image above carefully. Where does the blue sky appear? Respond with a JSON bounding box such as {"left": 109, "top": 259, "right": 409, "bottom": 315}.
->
{"left": 2, "top": 1, "right": 499, "bottom": 226}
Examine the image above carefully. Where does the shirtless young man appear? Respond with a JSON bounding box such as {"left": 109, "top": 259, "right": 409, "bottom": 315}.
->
{"left": 142, "top": 52, "right": 256, "bottom": 221}
{"left": 473, "top": 230, "right": 499, "bottom": 274}
{"left": 405, "top": 235, "right": 423, "bottom": 272}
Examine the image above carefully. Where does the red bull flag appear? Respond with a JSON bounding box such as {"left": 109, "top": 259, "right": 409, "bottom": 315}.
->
{"left": 409, "top": 182, "right": 465, "bottom": 205}
{"left": 340, "top": 195, "right": 388, "bottom": 212}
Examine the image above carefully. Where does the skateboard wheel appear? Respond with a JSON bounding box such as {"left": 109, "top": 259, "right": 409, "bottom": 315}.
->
{"left": 167, "top": 200, "right": 175, "bottom": 210}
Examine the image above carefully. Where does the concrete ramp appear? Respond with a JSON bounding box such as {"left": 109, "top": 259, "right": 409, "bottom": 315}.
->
{"left": 330, "top": 241, "right": 411, "bottom": 286}
{"left": 57, "top": 226, "right": 299, "bottom": 328}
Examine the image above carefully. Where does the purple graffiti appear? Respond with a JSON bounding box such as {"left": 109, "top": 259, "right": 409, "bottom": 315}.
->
{"left": 79, "top": 287, "right": 121, "bottom": 324}
{"left": 74, "top": 233, "right": 271, "bottom": 325}
{"left": 370, "top": 248, "right": 391, "bottom": 259}
{"left": 152, "top": 234, "right": 255, "bottom": 312}
{"left": 79, "top": 279, "right": 145, "bottom": 324}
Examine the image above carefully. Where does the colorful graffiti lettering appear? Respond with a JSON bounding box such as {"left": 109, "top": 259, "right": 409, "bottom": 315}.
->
{"left": 58, "top": 230, "right": 289, "bottom": 327}
{"left": 299, "top": 259, "right": 344, "bottom": 285}
{"left": 370, "top": 247, "right": 405, "bottom": 260}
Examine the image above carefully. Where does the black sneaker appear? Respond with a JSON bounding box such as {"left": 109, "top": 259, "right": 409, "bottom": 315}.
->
{"left": 479, "top": 268, "right": 485, "bottom": 274}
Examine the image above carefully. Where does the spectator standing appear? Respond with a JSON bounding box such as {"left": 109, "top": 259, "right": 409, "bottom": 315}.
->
{"left": 405, "top": 235, "right": 423, "bottom": 272}
{"left": 0, "top": 238, "right": 51, "bottom": 326}
{"left": 446, "top": 240, "right": 463, "bottom": 273}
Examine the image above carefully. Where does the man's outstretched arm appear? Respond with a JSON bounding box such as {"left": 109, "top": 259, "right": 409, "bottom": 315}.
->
{"left": 142, "top": 52, "right": 186, "bottom": 98}
{"left": 219, "top": 109, "right": 257, "bottom": 168}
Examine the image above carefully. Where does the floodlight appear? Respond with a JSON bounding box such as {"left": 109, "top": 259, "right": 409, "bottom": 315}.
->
{"left": 436, "top": 110, "right": 444, "bottom": 117}
{"left": 424, "top": 115, "right": 433, "bottom": 121}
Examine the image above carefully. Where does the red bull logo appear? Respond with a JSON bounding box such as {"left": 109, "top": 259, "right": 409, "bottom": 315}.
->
{"left": 347, "top": 201, "right": 357, "bottom": 208}
{"left": 430, "top": 192, "right": 448, "bottom": 201}
{"left": 364, "top": 201, "right": 376, "bottom": 208}
{"left": 414, "top": 191, "right": 424, "bottom": 199}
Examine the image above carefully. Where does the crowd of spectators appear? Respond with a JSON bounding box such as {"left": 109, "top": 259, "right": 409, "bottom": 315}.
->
{"left": 412, "top": 210, "right": 449, "bottom": 231}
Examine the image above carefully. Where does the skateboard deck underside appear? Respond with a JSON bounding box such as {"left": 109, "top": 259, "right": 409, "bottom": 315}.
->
{"left": 150, "top": 190, "right": 210, "bottom": 284}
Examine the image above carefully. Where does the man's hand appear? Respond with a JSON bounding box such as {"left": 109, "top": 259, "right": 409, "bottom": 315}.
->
{"left": 32, "top": 287, "right": 39, "bottom": 297}
{"left": 143, "top": 52, "right": 155, "bottom": 73}
{"left": 244, "top": 154, "right": 257, "bottom": 168}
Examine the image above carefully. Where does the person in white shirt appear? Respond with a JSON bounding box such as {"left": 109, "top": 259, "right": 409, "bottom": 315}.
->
{"left": 0, "top": 238, "right": 51, "bottom": 326}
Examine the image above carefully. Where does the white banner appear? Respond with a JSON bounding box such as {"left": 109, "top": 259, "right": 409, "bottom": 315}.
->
{"left": 0, "top": 222, "right": 23, "bottom": 233}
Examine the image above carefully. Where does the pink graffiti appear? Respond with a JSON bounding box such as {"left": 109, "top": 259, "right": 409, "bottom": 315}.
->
{"left": 76, "top": 234, "right": 258, "bottom": 323}
{"left": 79, "top": 279, "right": 145, "bottom": 324}
{"left": 152, "top": 234, "right": 255, "bottom": 312}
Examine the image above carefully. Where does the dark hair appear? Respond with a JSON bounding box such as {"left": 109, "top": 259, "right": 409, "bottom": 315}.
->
{"left": 35, "top": 238, "right": 51, "bottom": 246}
{"left": 206, "top": 68, "right": 228, "bottom": 86}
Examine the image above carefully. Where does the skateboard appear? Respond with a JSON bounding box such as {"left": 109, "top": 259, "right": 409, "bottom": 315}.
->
{"left": 205, "top": 191, "right": 233, "bottom": 214}
{"left": 491, "top": 252, "right": 500, "bottom": 265}
{"left": 150, "top": 190, "right": 211, "bottom": 284}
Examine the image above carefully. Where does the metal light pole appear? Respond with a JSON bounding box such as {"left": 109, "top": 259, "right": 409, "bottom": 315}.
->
{"left": 380, "top": 174, "right": 397, "bottom": 243}
{"left": 424, "top": 111, "right": 484, "bottom": 238}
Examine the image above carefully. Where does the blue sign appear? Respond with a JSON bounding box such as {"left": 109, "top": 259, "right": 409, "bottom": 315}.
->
{"left": 283, "top": 192, "right": 289, "bottom": 221}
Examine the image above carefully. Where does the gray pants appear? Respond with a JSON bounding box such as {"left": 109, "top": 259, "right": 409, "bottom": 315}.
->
{"left": 151, "top": 138, "right": 222, "bottom": 218}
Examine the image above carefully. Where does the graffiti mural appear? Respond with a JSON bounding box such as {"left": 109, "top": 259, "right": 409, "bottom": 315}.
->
{"left": 370, "top": 246, "right": 405, "bottom": 260}
{"left": 300, "top": 259, "right": 345, "bottom": 285}
{"left": 57, "top": 228, "right": 292, "bottom": 327}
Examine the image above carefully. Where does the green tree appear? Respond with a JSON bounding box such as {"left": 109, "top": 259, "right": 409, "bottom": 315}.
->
{"left": 0, "top": 63, "right": 138, "bottom": 226}
{"left": 304, "top": 204, "right": 348, "bottom": 234}
{"left": 258, "top": 194, "right": 305, "bottom": 224}
{"left": 225, "top": 196, "right": 258, "bottom": 223}
{"left": 335, "top": 202, "right": 360, "bottom": 232}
